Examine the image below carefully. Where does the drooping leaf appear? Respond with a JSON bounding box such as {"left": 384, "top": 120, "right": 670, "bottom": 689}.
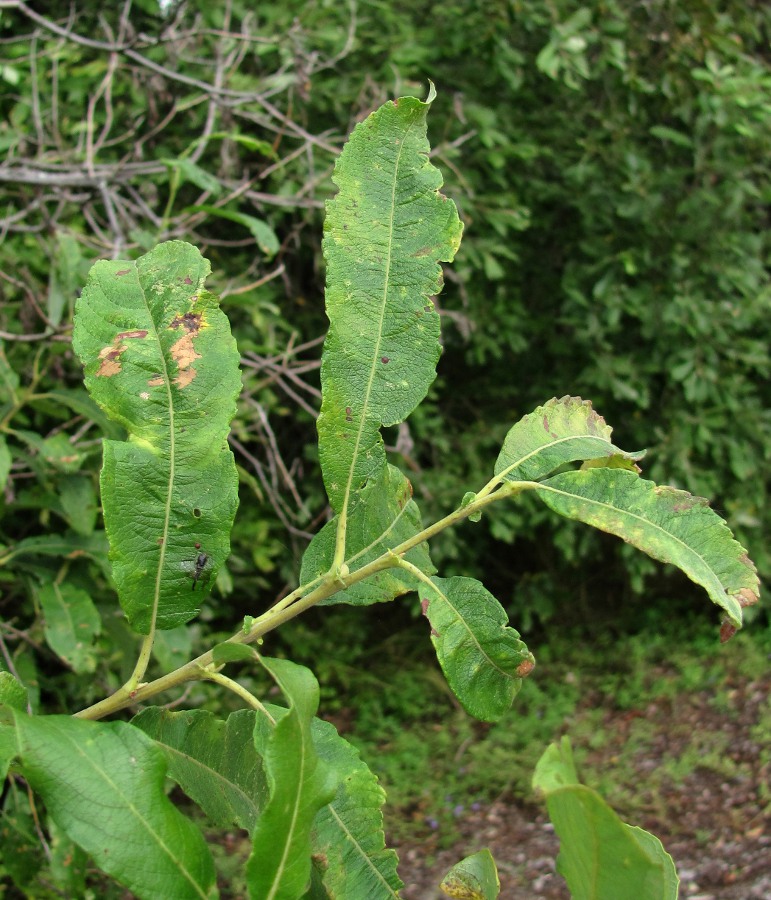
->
{"left": 38, "top": 582, "right": 101, "bottom": 673}
{"left": 317, "top": 86, "right": 462, "bottom": 525}
{"left": 72, "top": 241, "right": 241, "bottom": 632}
{"left": 494, "top": 396, "right": 644, "bottom": 485}
{"left": 12, "top": 714, "right": 216, "bottom": 900}
{"left": 2, "top": 532, "right": 110, "bottom": 580}
{"left": 188, "top": 205, "right": 279, "bottom": 257}
{"left": 309, "top": 715, "right": 403, "bottom": 898}
{"left": 247, "top": 659, "right": 339, "bottom": 900}
{"left": 133, "top": 707, "right": 268, "bottom": 833}
{"left": 300, "top": 465, "right": 433, "bottom": 606}
{"left": 163, "top": 157, "right": 223, "bottom": 196}
{"left": 533, "top": 738, "right": 679, "bottom": 900}
{"left": 439, "top": 848, "right": 500, "bottom": 899}
{"left": 419, "top": 576, "right": 535, "bottom": 722}
{"left": 535, "top": 468, "right": 759, "bottom": 628}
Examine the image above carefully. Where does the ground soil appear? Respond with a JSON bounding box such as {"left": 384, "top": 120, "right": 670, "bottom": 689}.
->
{"left": 391, "top": 670, "right": 771, "bottom": 899}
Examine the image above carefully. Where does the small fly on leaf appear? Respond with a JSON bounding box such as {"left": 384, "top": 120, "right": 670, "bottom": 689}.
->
{"left": 183, "top": 542, "right": 210, "bottom": 591}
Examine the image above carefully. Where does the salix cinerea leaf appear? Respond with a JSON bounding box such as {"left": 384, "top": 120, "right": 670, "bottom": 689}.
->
{"left": 534, "top": 468, "right": 759, "bottom": 629}
{"left": 493, "top": 396, "right": 644, "bottom": 487}
{"left": 300, "top": 465, "right": 433, "bottom": 606}
{"left": 72, "top": 241, "right": 241, "bottom": 633}
{"left": 132, "top": 707, "right": 268, "bottom": 834}
{"left": 419, "top": 576, "right": 535, "bottom": 722}
{"left": 317, "top": 85, "right": 462, "bottom": 543}
{"left": 137, "top": 703, "right": 403, "bottom": 899}
{"left": 247, "top": 658, "right": 339, "bottom": 900}
{"left": 308, "top": 715, "right": 403, "bottom": 898}
{"left": 533, "top": 737, "right": 679, "bottom": 900}
{"left": 12, "top": 714, "right": 217, "bottom": 900}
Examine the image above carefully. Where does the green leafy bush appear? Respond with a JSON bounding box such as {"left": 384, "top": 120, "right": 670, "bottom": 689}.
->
{"left": 0, "top": 87, "right": 759, "bottom": 899}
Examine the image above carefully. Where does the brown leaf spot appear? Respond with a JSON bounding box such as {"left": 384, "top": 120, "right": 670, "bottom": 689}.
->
{"left": 381, "top": 356, "right": 390, "bottom": 364}
{"left": 96, "top": 344, "right": 126, "bottom": 377}
{"left": 170, "top": 312, "right": 202, "bottom": 333}
{"left": 345, "top": 406, "right": 353, "bottom": 422}
{"left": 170, "top": 333, "right": 201, "bottom": 370}
{"left": 720, "top": 620, "right": 738, "bottom": 643}
{"left": 413, "top": 245, "right": 433, "bottom": 257}
{"left": 147, "top": 376, "right": 164, "bottom": 387}
{"left": 420, "top": 597, "right": 430, "bottom": 617}
{"left": 183, "top": 276, "right": 193, "bottom": 285}
{"left": 116, "top": 330, "right": 148, "bottom": 341}
{"left": 736, "top": 587, "right": 759, "bottom": 608}
{"left": 115, "top": 269, "right": 131, "bottom": 277}
{"left": 175, "top": 367, "right": 197, "bottom": 389}
{"left": 516, "top": 658, "right": 535, "bottom": 677}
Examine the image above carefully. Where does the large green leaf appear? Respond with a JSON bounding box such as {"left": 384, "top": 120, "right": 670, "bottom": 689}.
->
{"left": 72, "top": 241, "right": 241, "bottom": 632}
{"left": 132, "top": 707, "right": 268, "bottom": 833}
{"left": 317, "top": 86, "right": 462, "bottom": 525}
{"left": 247, "top": 659, "right": 339, "bottom": 900}
{"left": 310, "top": 715, "right": 403, "bottom": 898}
{"left": 535, "top": 468, "right": 759, "bottom": 628}
{"left": 494, "top": 396, "right": 644, "bottom": 484}
{"left": 12, "top": 714, "right": 216, "bottom": 899}
{"left": 300, "top": 464, "right": 433, "bottom": 606}
{"left": 419, "top": 576, "right": 535, "bottom": 722}
{"left": 533, "top": 738, "right": 679, "bottom": 900}
{"left": 38, "top": 582, "right": 101, "bottom": 673}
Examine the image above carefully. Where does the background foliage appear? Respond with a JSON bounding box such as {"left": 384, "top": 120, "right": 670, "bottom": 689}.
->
{"left": 0, "top": 0, "right": 768, "bottom": 702}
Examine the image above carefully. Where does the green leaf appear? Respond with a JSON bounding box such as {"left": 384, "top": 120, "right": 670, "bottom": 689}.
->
{"left": 649, "top": 125, "right": 693, "bottom": 148}
{"left": 494, "top": 396, "right": 644, "bottom": 485}
{"left": 133, "top": 707, "right": 268, "bottom": 833}
{"left": 48, "top": 818, "right": 88, "bottom": 896}
{"left": 38, "top": 582, "right": 101, "bottom": 673}
{"left": 188, "top": 205, "right": 279, "bottom": 257}
{"left": 58, "top": 474, "right": 98, "bottom": 535}
{"left": 535, "top": 468, "right": 760, "bottom": 628}
{"left": 163, "top": 157, "right": 223, "bottom": 196}
{"left": 533, "top": 738, "right": 679, "bottom": 900}
{"left": 317, "top": 86, "right": 462, "bottom": 522}
{"left": 73, "top": 241, "right": 241, "bottom": 632}
{"left": 48, "top": 231, "right": 84, "bottom": 328}
{"left": 300, "top": 465, "right": 433, "bottom": 606}
{"left": 152, "top": 623, "right": 194, "bottom": 671}
{"left": 247, "top": 658, "right": 339, "bottom": 900}
{"left": 419, "top": 576, "right": 535, "bottom": 722}
{"left": 137, "top": 705, "right": 402, "bottom": 899}
{"left": 0, "top": 671, "right": 27, "bottom": 712}
{"left": 0, "top": 788, "right": 42, "bottom": 890}
{"left": 439, "top": 848, "right": 500, "bottom": 899}
{"left": 309, "top": 715, "right": 403, "bottom": 898}
{"left": 12, "top": 714, "right": 217, "bottom": 899}
{"left": 211, "top": 641, "right": 260, "bottom": 664}
{"left": 0, "top": 435, "right": 11, "bottom": 490}
{"left": 3, "top": 532, "right": 110, "bottom": 579}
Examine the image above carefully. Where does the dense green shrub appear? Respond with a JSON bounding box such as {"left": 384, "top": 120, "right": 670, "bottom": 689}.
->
{"left": 0, "top": 1, "right": 767, "bottom": 654}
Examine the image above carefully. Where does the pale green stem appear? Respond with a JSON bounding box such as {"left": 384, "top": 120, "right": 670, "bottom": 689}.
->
{"left": 74, "top": 479, "right": 536, "bottom": 720}
{"left": 198, "top": 668, "right": 276, "bottom": 725}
